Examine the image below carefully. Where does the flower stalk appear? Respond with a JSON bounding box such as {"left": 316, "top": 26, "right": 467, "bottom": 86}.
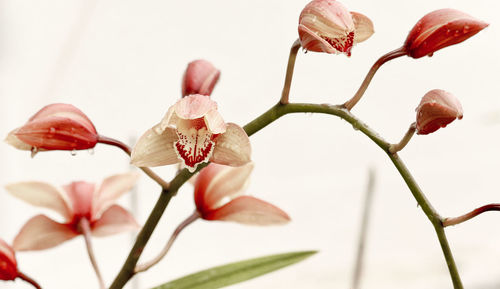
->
{"left": 280, "top": 39, "right": 302, "bottom": 104}
{"left": 443, "top": 204, "right": 500, "bottom": 227}
{"left": 135, "top": 211, "right": 200, "bottom": 273}
{"left": 389, "top": 123, "right": 416, "bottom": 153}
{"left": 343, "top": 47, "right": 407, "bottom": 111}
{"left": 79, "top": 218, "right": 105, "bottom": 289}
{"left": 17, "top": 271, "right": 42, "bottom": 289}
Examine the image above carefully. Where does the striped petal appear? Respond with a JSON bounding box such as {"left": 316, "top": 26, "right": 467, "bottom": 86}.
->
{"left": 211, "top": 123, "right": 251, "bottom": 167}
{"left": 131, "top": 124, "right": 180, "bottom": 167}
{"left": 203, "top": 196, "right": 291, "bottom": 225}
{"left": 13, "top": 215, "right": 78, "bottom": 251}
{"left": 6, "top": 181, "right": 72, "bottom": 220}
{"left": 91, "top": 205, "right": 140, "bottom": 237}
{"left": 92, "top": 172, "right": 140, "bottom": 217}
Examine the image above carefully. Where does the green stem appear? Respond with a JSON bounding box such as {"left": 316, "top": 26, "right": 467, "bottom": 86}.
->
{"left": 110, "top": 102, "right": 463, "bottom": 289}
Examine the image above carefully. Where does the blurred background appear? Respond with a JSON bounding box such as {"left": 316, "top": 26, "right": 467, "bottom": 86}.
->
{"left": 1, "top": 0, "right": 499, "bottom": 288}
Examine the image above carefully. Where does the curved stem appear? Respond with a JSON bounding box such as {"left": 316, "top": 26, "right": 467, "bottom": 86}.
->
{"left": 110, "top": 102, "right": 463, "bottom": 289}
{"left": 280, "top": 39, "right": 302, "bottom": 104}
{"left": 17, "top": 271, "right": 42, "bottom": 289}
{"left": 135, "top": 211, "right": 200, "bottom": 273}
{"left": 79, "top": 218, "right": 106, "bottom": 289}
{"left": 389, "top": 122, "right": 416, "bottom": 153}
{"left": 97, "top": 135, "right": 170, "bottom": 189}
{"left": 343, "top": 47, "right": 407, "bottom": 111}
{"left": 443, "top": 204, "right": 500, "bottom": 227}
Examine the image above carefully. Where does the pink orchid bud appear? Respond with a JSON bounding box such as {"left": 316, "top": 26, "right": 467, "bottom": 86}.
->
{"left": 404, "top": 9, "right": 488, "bottom": 58}
{"left": 5, "top": 103, "right": 98, "bottom": 152}
{"left": 182, "top": 59, "right": 221, "bottom": 97}
{"left": 298, "top": 0, "right": 374, "bottom": 56}
{"left": 0, "top": 239, "right": 17, "bottom": 281}
{"left": 416, "top": 89, "right": 463, "bottom": 135}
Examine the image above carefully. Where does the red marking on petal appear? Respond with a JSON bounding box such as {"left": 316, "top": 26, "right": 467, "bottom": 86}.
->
{"left": 321, "top": 31, "right": 354, "bottom": 56}
{"left": 174, "top": 125, "right": 215, "bottom": 172}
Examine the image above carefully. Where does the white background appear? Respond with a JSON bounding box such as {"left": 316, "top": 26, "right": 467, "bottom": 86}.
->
{"left": 1, "top": 0, "right": 500, "bottom": 288}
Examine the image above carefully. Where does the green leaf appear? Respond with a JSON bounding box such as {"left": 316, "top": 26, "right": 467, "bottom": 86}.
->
{"left": 151, "top": 250, "right": 317, "bottom": 289}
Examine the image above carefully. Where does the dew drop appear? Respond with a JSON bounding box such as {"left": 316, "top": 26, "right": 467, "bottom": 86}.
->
{"left": 71, "top": 149, "right": 77, "bottom": 156}
{"left": 454, "top": 30, "right": 460, "bottom": 36}
{"left": 49, "top": 127, "right": 56, "bottom": 134}
{"left": 30, "top": 147, "right": 38, "bottom": 158}
{"left": 446, "top": 29, "right": 451, "bottom": 35}
{"left": 88, "top": 148, "right": 95, "bottom": 155}
{"left": 463, "top": 25, "right": 470, "bottom": 33}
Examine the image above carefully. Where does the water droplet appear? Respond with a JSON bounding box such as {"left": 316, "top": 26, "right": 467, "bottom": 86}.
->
{"left": 454, "top": 30, "right": 460, "bottom": 36}
{"left": 446, "top": 29, "right": 451, "bottom": 35}
{"left": 71, "top": 149, "right": 77, "bottom": 156}
{"left": 463, "top": 25, "right": 470, "bottom": 33}
{"left": 31, "top": 147, "right": 38, "bottom": 158}
{"left": 88, "top": 148, "right": 94, "bottom": 155}
{"left": 49, "top": 127, "right": 56, "bottom": 134}
{"left": 427, "top": 52, "right": 434, "bottom": 57}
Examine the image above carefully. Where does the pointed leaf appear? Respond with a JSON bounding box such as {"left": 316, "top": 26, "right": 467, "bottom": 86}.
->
{"left": 151, "top": 251, "right": 316, "bottom": 289}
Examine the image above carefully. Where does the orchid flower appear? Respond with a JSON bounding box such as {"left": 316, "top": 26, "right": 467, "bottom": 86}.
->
{"left": 131, "top": 94, "right": 251, "bottom": 172}
{"left": 6, "top": 172, "right": 140, "bottom": 251}
{"left": 0, "top": 239, "right": 17, "bottom": 281}
{"left": 195, "top": 163, "right": 290, "bottom": 224}
{"left": 416, "top": 89, "right": 463, "bottom": 135}
{"left": 404, "top": 9, "right": 488, "bottom": 58}
{"left": 182, "top": 59, "right": 220, "bottom": 97}
{"left": 5, "top": 103, "right": 98, "bottom": 155}
{"left": 298, "top": 0, "right": 374, "bottom": 56}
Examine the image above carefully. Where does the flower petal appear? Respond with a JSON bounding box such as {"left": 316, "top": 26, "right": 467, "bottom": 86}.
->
{"left": 195, "top": 163, "right": 254, "bottom": 212}
{"left": 203, "top": 196, "right": 291, "bottom": 225}
{"left": 91, "top": 205, "right": 140, "bottom": 237}
{"left": 29, "top": 103, "right": 97, "bottom": 134}
{"left": 5, "top": 181, "right": 72, "bottom": 220}
{"left": 92, "top": 172, "right": 140, "bottom": 217}
{"left": 131, "top": 124, "right": 180, "bottom": 167}
{"left": 174, "top": 94, "right": 218, "bottom": 120}
{"left": 13, "top": 215, "right": 78, "bottom": 251}
{"left": 351, "top": 12, "right": 374, "bottom": 43}
{"left": 182, "top": 59, "right": 221, "bottom": 97}
{"left": 0, "top": 239, "right": 17, "bottom": 280}
{"left": 211, "top": 123, "right": 251, "bottom": 167}
{"left": 204, "top": 109, "right": 227, "bottom": 134}
{"left": 4, "top": 129, "right": 32, "bottom": 150}
{"left": 298, "top": 24, "right": 339, "bottom": 54}
{"left": 174, "top": 119, "right": 215, "bottom": 172}
{"left": 15, "top": 116, "right": 98, "bottom": 150}
{"left": 63, "top": 181, "right": 94, "bottom": 220}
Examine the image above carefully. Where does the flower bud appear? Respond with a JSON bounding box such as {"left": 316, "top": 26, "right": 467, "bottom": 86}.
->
{"left": 5, "top": 103, "right": 98, "bottom": 152}
{"left": 416, "top": 89, "right": 463, "bottom": 135}
{"left": 182, "top": 59, "right": 220, "bottom": 97}
{"left": 404, "top": 9, "right": 488, "bottom": 58}
{"left": 0, "top": 239, "right": 17, "bottom": 281}
{"left": 298, "top": 0, "right": 374, "bottom": 56}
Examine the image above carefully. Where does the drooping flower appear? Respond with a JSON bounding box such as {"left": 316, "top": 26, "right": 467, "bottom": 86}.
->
{"left": 194, "top": 163, "right": 290, "bottom": 225}
{"left": 182, "top": 60, "right": 220, "bottom": 97}
{"left": 0, "top": 239, "right": 17, "bottom": 281}
{"left": 131, "top": 94, "right": 251, "bottom": 172}
{"left": 6, "top": 172, "right": 140, "bottom": 251}
{"left": 298, "top": 0, "right": 374, "bottom": 56}
{"left": 5, "top": 103, "right": 98, "bottom": 154}
{"left": 404, "top": 9, "right": 488, "bottom": 58}
{"left": 416, "top": 89, "right": 463, "bottom": 135}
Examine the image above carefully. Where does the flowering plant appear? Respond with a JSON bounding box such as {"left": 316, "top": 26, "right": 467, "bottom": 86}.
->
{"left": 1, "top": 1, "right": 497, "bottom": 289}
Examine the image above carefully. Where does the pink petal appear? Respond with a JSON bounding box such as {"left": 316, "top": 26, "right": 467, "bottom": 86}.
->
{"left": 204, "top": 109, "right": 227, "bottom": 134}
{"left": 5, "top": 181, "right": 72, "bottom": 220}
{"left": 0, "top": 239, "right": 17, "bottom": 280}
{"left": 13, "top": 215, "right": 78, "bottom": 251}
{"left": 4, "top": 129, "right": 32, "bottom": 151}
{"left": 182, "top": 59, "right": 221, "bottom": 97}
{"left": 195, "top": 163, "right": 253, "bottom": 211}
{"left": 29, "top": 103, "right": 97, "bottom": 134}
{"left": 63, "top": 181, "right": 95, "bottom": 220}
{"left": 15, "top": 116, "right": 98, "bottom": 150}
{"left": 416, "top": 89, "right": 463, "bottom": 135}
{"left": 174, "top": 94, "right": 218, "bottom": 120}
{"left": 92, "top": 172, "right": 140, "bottom": 217}
{"left": 298, "top": 24, "right": 343, "bottom": 54}
{"left": 211, "top": 123, "right": 251, "bottom": 167}
{"left": 194, "top": 163, "right": 254, "bottom": 213}
{"left": 203, "top": 196, "right": 291, "bottom": 225}
{"left": 159, "top": 105, "right": 178, "bottom": 132}
{"left": 91, "top": 205, "right": 140, "bottom": 237}
{"left": 174, "top": 118, "right": 215, "bottom": 172}
{"left": 351, "top": 12, "right": 374, "bottom": 43}
{"left": 131, "top": 124, "right": 180, "bottom": 167}
{"left": 405, "top": 9, "right": 488, "bottom": 58}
